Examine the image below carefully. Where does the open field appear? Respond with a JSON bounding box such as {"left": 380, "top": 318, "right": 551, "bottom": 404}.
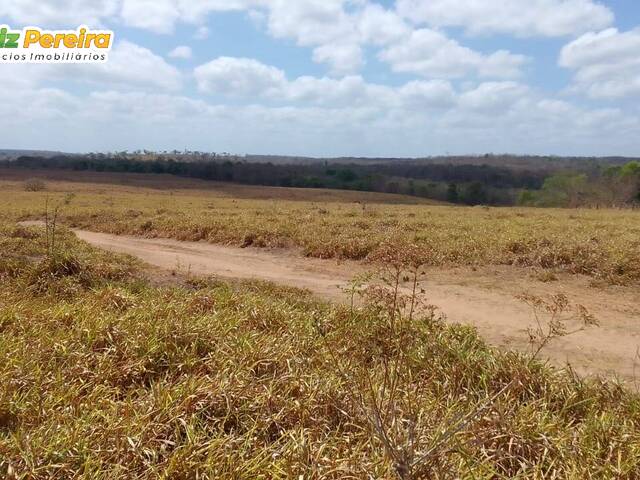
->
{"left": 0, "top": 169, "right": 438, "bottom": 204}
{"left": 12, "top": 223, "right": 637, "bottom": 383}
{"left": 2, "top": 217, "right": 640, "bottom": 478}
{"left": 2, "top": 169, "right": 640, "bottom": 477}
{"left": 3, "top": 169, "right": 640, "bottom": 285}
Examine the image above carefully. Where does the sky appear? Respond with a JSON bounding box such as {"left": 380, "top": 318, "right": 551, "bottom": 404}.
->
{"left": 0, "top": 0, "right": 639, "bottom": 157}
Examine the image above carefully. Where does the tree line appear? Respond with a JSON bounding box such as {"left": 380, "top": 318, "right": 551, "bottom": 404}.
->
{"left": 518, "top": 161, "right": 640, "bottom": 207}
{"left": 2, "top": 155, "right": 639, "bottom": 207}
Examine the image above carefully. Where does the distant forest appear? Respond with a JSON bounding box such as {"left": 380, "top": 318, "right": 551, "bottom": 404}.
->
{"left": 2, "top": 154, "right": 640, "bottom": 207}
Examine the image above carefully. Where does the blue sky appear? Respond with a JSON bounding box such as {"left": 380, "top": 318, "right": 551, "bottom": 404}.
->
{"left": 1, "top": 0, "right": 639, "bottom": 157}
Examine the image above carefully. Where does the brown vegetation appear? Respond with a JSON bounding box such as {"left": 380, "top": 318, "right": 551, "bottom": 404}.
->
{"left": 1, "top": 221, "right": 639, "bottom": 478}
{"left": 2, "top": 171, "right": 639, "bottom": 285}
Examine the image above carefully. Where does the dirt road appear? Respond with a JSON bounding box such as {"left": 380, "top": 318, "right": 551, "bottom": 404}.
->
{"left": 55, "top": 227, "right": 640, "bottom": 383}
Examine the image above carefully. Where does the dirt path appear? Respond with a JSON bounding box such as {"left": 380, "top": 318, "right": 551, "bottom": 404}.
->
{"left": 50, "top": 226, "right": 640, "bottom": 383}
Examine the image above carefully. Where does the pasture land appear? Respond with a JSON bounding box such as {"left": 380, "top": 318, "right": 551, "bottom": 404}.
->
{"left": 1, "top": 217, "right": 640, "bottom": 478}
{"left": 2, "top": 169, "right": 640, "bottom": 285}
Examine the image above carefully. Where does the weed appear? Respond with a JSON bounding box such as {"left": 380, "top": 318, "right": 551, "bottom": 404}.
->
{"left": 517, "top": 293, "right": 599, "bottom": 360}
{"left": 23, "top": 178, "right": 46, "bottom": 192}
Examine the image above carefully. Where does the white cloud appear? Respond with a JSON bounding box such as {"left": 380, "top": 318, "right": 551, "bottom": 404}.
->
{"left": 1, "top": 0, "right": 637, "bottom": 157}
{"left": 398, "top": 80, "right": 456, "bottom": 109}
{"left": 287, "top": 75, "right": 396, "bottom": 107}
{"left": 194, "top": 26, "right": 210, "bottom": 39}
{"left": 90, "top": 40, "right": 183, "bottom": 90}
{"left": 194, "top": 56, "right": 458, "bottom": 111}
{"left": 0, "top": 86, "right": 81, "bottom": 123}
{"left": 112, "top": 0, "right": 399, "bottom": 74}
{"left": 0, "top": 0, "right": 533, "bottom": 80}
{"left": 25, "top": 41, "right": 183, "bottom": 91}
{"left": 192, "top": 55, "right": 571, "bottom": 137}
{"left": 437, "top": 86, "right": 639, "bottom": 154}
{"left": 262, "top": 0, "right": 363, "bottom": 73}
{"left": 458, "top": 81, "right": 530, "bottom": 113}
{"left": 379, "top": 29, "right": 527, "bottom": 78}
{"left": 357, "top": 3, "right": 411, "bottom": 45}
{"left": 120, "top": 0, "right": 180, "bottom": 33}
{"left": 312, "top": 43, "right": 363, "bottom": 75}
{"left": 560, "top": 28, "right": 640, "bottom": 98}
{"left": 119, "top": 0, "right": 255, "bottom": 33}
{"left": 88, "top": 90, "right": 217, "bottom": 122}
{"left": 396, "top": 0, "right": 614, "bottom": 37}
{"left": 0, "top": 0, "right": 119, "bottom": 26}
{"left": 263, "top": 0, "right": 357, "bottom": 47}
{"left": 0, "top": 0, "right": 255, "bottom": 34}
{"left": 3, "top": 85, "right": 638, "bottom": 157}
{"left": 168, "top": 45, "right": 193, "bottom": 59}
{"left": 194, "top": 57, "right": 286, "bottom": 96}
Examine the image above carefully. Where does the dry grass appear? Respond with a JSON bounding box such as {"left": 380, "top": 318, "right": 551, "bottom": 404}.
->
{"left": 22, "top": 179, "right": 46, "bottom": 192}
{"left": 0, "top": 169, "right": 435, "bottom": 204}
{"left": 2, "top": 171, "right": 640, "bottom": 284}
{"left": 1, "top": 221, "right": 640, "bottom": 478}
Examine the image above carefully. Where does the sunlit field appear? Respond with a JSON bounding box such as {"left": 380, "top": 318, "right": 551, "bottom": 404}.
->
{"left": 3, "top": 169, "right": 640, "bottom": 285}
{"left": 1, "top": 209, "right": 640, "bottom": 478}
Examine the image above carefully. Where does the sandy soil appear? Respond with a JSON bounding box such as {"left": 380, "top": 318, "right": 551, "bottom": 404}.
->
{"left": 20, "top": 220, "right": 640, "bottom": 384}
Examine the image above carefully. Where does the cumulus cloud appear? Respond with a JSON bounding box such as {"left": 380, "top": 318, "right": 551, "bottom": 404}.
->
{"left": 437, "top": 87, "right": 639, "bottom": 155}
{"left": 263, "top": 0, "right": 357, "bottom": 47}
{"left": 311, "top": 43, "right": 363, "bottom": 75}
{"left": 357, "top": 3, "right": 411, "bottom": 45}
{"left": 1, "top": 0, "right": 638, "bottom": 157}
{"left": 18, "top": 41, "right": 183, "bottom": 91}
{"left": 0, "top": 0, "right": 119, "bottom": 26}
{"left": 0, "top": 86, "right": 81, "bottom": 123}
{"left": 458, "top": 82, "right": 530, "bottom": 113}
{"left": 194, "top": 56, "right": 459, "bottom": 111}
{"left": 560, "top": 28, "right": 640, "bottom": 98}
{"left": 194, "top": 57, "right": 286, "bottom": 96}
{"left": 88, "top": 90, "right": 218, "bottom": 122}
{"left": 3, "top": 83, "right": 638, "bottom": 157}
{"left": 287, "top": 75, "right": 395, "bottom": 107}
{"left": 379, "top": 29, "right": 528, "bottom": 78}
{"left": 396, "top": 0, "right": 614, "bottom": 37}
{"left": 88, "top": 40, "right": 183, "bottom": 90}
{"left": 0, "top": 0, "right": 254, "bottom": 32}
{"left": 119, "top": 0, "right": 254, "bottom": 33}
{"left": 120, "top": 0, "right": 180, "bottom": 33}
{"left": 0, "top": 0, "right": 534, "bottom": 79}
{"left": 261, "top": 0, "right": 363, "bottom": 73}
{"left": 397, "top": 80, "right": 456, "bottom": 109}
{"left": 168, "top": 45, "right": 193, "bottom": 59}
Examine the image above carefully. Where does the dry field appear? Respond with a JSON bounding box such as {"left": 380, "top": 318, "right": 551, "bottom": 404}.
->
{"left": 2, "top": 169, "right": 640, "bottom": 477}
{"left": 2, "top": 169, "right": 640, "bottom": 285}
{"left": 2, "top": 209, "right": 640, "bottom": 478}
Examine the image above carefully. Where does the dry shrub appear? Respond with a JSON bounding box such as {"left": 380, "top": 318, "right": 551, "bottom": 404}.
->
{"left": 23, "top": 178, "right": 46, "bottom": 192}
{"left": 517, "top": 293, "right": 599, "bottom": 359}
{"left": 9, "top": 225, "right": 39, "bottom": 240}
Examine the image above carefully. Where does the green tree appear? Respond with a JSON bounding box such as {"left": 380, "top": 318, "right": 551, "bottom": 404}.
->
{"left": 620, "top": 161, "right": 640, "bottom": 178}
{"left": 446, "top": 183, "right": 459, "bottom": 203}
{"left": 518, "top": 189, "right": 537, "bottom": 206}
{"left": 538, "top": 173, "right": 588, "bottom": 207}
{"left": 461, "top": 181, "right": 488, "bottom": 205}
